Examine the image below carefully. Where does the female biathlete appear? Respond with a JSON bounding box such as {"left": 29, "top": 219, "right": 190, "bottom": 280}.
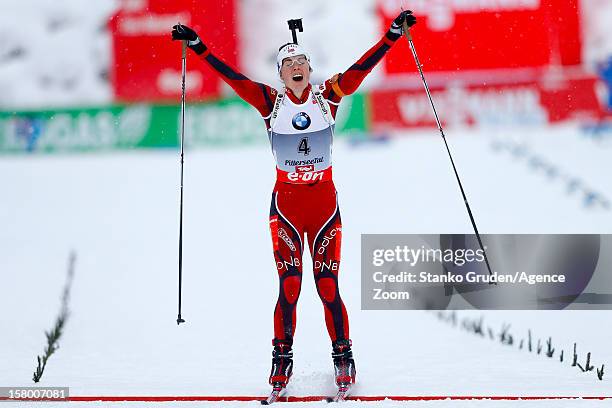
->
{"left": 171, "top": 10, "right": 417, "bottom": 391}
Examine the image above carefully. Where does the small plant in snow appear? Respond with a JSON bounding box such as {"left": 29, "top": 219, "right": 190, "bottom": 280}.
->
{"left": 546, "top": 337, "right": 555, "bottom": 358}
{"left": 32, "top": 252, "right": 76, "bottom": 383}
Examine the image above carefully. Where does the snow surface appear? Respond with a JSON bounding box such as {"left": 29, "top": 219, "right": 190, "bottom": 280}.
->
{"left": 38, "top": 400, "right": 612, "bottom": 408}
{"left": 1, "top": 125, "right": 611, "bottom": 407}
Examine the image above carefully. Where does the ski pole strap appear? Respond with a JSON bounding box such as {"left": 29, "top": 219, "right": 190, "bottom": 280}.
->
{"left": 402, "top": 21, "right": 413, "bottom": 41}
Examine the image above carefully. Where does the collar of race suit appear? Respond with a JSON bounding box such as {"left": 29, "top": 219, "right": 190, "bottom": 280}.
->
{"left": 285, "top": 83, "right": 312, "bottom": 104}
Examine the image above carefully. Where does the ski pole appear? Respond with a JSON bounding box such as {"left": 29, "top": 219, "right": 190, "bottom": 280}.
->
{"left": 177, "top": 38, "right": 187, "bottom": 325}
{"left": 401, "top": 19, "right": 494, "bottom": 278}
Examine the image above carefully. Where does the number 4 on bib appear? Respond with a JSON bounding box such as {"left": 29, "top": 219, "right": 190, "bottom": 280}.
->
{"left": 298, "top": 137, "right": 311, "bottom": 156}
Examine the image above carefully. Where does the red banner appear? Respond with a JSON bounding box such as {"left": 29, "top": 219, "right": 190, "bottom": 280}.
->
{"left": 110, "top": 0, "right": 237, "bottom": 102}
{"left": 378, "top": 0, "right": 582, "bottom": 73}
{"left": 370, "top": 75, "right": 609, "bottom": 129}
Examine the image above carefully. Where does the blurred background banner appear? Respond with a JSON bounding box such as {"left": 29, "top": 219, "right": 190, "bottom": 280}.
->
{"left": 0, "top": 0, "right": 611, "bottom": 154}
{"left": 0, "top": 94, "right": 367, "bottom": 152}
{"left": 377, "top": 0, "right": 583, "bottom": 73}
{"left": 110, "top": 0, "right": 237, "bottom": 102}
{"left": 370, "top": 77, "right": 606, "bottom": 130}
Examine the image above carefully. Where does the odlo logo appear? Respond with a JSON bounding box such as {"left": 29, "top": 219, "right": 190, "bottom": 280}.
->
{"left": 292, "top": 112, "right": 311, "bottom": 130}
{"left": 317, "top": 227, "right": 339, "bottom": 255}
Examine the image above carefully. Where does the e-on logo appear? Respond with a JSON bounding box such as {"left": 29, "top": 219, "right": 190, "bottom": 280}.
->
{"left": 292, "top": 112, "right": 311, "bottom": 130}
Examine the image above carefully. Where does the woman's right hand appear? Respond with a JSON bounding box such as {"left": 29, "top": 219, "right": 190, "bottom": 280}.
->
{"left": 172, "top": 24, "right": 198, "bottom": 42}
{"left": 171, "top": 24, "right": 205, "bottom": 54}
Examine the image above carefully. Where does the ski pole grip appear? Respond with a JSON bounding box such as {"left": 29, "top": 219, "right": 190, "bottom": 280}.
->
{"left": 182, "top": 40, "right": 187, "bottom": 58}
{"left": 403, "top": 21, "right": 413, "bottom": 41}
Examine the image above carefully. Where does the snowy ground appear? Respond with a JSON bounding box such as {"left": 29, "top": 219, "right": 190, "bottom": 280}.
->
{"left": 1, "top": 125, "right": 611, "bottom": 407}
{"left": 38, "top": 400, "right": 612, "bottom": 408}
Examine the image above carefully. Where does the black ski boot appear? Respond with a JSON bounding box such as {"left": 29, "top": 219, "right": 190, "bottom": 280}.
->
{"left": 332, "top": 339, "right": 356, "bottom": 386}
{"left": 268, "top": 340, "right": 293, "bottom": 388}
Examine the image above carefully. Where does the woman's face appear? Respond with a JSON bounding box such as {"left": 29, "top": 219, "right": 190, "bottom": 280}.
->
{"left": 279, "top": 55, "right": 311, "bottom": 89}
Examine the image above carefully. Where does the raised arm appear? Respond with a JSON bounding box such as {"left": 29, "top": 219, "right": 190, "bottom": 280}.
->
{"left": 326, "top": 10, "right": 417, "bottom": 102}
{"left": 172, "top": 24, "right": 275, "bottom": 118}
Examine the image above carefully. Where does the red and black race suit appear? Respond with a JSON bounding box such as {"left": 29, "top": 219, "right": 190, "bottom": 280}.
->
{"left": 269, "top": 180, "right": 347, "bottom": 342}
{"left": 194, "top": 29, "right": 401, "bottom": 345}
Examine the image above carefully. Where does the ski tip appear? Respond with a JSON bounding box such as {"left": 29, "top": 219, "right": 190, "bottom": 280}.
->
{"left": 261, "top": 384, "right": 285, "bottom": 405}
{"left": 327, "top": 384, "right": 351, "bottom": 403}
{"left": 261, "top": 395, "right": 277, "bottom": 405}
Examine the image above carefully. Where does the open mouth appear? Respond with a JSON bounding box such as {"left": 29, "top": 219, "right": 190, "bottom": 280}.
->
{"left": 292, "top": 73, "right": 304, "bottom": 81}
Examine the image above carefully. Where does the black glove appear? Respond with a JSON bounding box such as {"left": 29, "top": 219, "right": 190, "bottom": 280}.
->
{"left": 390, "top": 10, "right": 417, "bottom": 36}
{"left": 171, "top": 24, "right": 206, "bottom": 55}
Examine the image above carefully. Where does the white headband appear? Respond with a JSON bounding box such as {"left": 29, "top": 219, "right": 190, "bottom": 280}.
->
{"left": 277, "top": 43, "right": 311, "bottom": 71}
